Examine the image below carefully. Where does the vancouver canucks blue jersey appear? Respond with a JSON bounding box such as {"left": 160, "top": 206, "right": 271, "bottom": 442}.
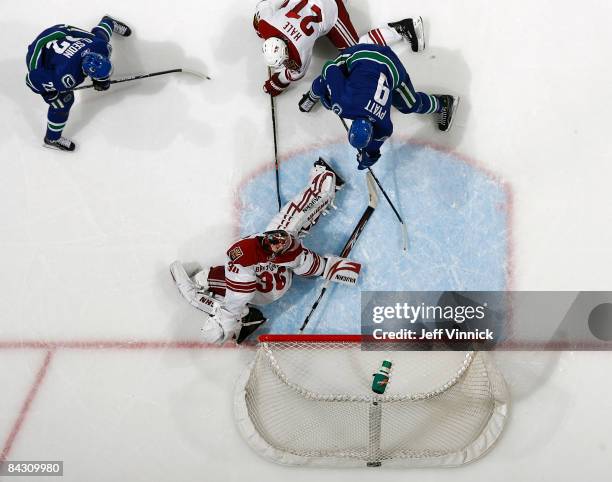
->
{"left": 25, "top": 24, "right": 111, "bottom": 94}
{"left": 321, "top": 43, "right": 408, "bottom": 123}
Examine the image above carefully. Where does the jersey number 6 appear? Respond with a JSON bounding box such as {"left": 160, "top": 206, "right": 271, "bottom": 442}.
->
{"left": 283, "top": 0, "right": 323, "bottom": 36}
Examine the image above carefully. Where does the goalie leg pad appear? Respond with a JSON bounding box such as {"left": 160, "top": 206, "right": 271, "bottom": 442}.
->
{"left": 201, "top": 307, "right": 245, "bottom": 345}
{"left": 170, "top": 261, "right": 221, "bottom": 315}
{"left": 266, "top": 162, "right": 338, "bottom": 236}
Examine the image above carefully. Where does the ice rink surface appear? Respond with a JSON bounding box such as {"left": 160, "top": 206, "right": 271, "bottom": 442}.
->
{"left": 1, "top": 0, "right": 612, "bottom": 480}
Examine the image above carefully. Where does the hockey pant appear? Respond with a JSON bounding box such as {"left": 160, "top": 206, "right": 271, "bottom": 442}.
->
{"left": 327, "top": 0, "right": 404, "bottom": 49}
{"left": 363, "top": 79, "right": 441, "bottom": 154}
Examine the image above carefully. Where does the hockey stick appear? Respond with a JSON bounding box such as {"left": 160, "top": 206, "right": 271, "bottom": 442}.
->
{"left": 268, "top": 67, "right": 282, "bottom": 211}
{"left": 339, "top": 117, "right": 408, "bottom": 251}
{"left": 298, "top": 172, "right": 378, "bottom": 333}
{"left": 73, "top": 68, "right": 210, "bottom": 91}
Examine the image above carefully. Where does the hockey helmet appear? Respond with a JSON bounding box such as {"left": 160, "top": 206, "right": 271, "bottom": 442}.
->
{"left": 261, "top": 230, "right": 292, "bottom": 255}
{"left": 82, "top": 52, "right": 113, "bottom": 80}
{"left": 348, "top": 118, "right": 374, "bottom": 149}
{"left": 262, "top": 37, "right": 289, "bottom": 68}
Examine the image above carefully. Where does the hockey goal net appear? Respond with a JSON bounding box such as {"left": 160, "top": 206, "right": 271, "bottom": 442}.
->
{"left": 234, "top": 335, "right": 509, "bottom": 468}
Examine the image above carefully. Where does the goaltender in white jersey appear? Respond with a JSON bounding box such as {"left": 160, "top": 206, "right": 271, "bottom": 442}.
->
{"left": 170, "top": 159, "right": 362, "bottom": 344}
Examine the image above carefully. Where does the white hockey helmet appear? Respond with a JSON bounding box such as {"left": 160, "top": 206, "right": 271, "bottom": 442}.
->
{"left": 262, "top": 37, "right": 289, "bottom": 68}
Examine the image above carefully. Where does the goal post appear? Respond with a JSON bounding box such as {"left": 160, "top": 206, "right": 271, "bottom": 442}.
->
{"left": 234, "top": 334, "right": 509, "bottom": 468}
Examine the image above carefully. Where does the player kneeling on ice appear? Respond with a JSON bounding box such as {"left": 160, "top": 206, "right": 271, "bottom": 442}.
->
{"left": 254, "top": 0, "right": 425, "bottom": 96}
{"left": 25, "top": 16, "right": 131, "bottom": 151}
{"left": 299, "top": 44, "right": 459, "bottom": 170}
{"left": 170, "top": 160, "right": 361, "bottom": 345}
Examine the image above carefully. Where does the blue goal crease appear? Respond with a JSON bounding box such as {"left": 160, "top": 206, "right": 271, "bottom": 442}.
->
{"left": 238, "top": 142, "right": 510, "bottom": 334}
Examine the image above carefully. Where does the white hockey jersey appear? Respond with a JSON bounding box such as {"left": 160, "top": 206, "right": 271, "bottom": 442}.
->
{"left": 255, "top": 0, "right": 339, "bottom": 81}
{"left": 214, "top": 233, "right": 325, "bottom": 320}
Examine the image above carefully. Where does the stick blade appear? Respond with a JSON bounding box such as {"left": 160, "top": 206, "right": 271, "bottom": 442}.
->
{"left": 365, "top": 171, "right": 379, "bottom": 208}
{"left": 179, "top": 68, "right": 211, "bottom": 80}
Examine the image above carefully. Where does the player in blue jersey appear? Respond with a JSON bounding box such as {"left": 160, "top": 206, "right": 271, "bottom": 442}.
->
{"left": 25, "top": 16, "right": 131, "bottom": 151}
{"left": 299, "top": 43, "right": 458, "bottom": 170}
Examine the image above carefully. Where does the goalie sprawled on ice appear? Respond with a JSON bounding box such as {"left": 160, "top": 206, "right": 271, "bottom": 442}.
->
{"left": 170, "top": 159, "right": 362, "bottom": 344}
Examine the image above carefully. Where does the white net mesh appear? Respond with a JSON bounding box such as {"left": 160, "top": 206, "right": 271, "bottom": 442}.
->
{"left": 234, "top": 336, "right": 509, "bottom": 468}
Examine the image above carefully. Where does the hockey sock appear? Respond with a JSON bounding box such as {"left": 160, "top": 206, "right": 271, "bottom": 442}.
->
{"left": 360, "top": 26, "right": 402, "bottom": 46}
{"left": 92, "top": 18, "right": 113, "bottom": 41}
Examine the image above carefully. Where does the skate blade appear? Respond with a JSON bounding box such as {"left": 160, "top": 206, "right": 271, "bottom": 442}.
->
{"left": 445, "top": 96, "right": 460, "bottom": 132}
{"left": 413, "top": 16, "right": 425, "bottom": 51}
{"left": 42, "top": 142, "right": 74, "bottom": 152}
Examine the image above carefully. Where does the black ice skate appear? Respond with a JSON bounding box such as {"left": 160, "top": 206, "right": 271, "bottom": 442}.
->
{"left": 44, "top": 136, "right": 76, "bottom": 152}
{"left": 436, "top": 95, "right": 459, "bottom": 132}
{"left": 236, "top": 307, "right": 267, "bottom": 345}
{"left": 389, "top": 17, "right": 425, "bottom": 52}
{"left": 102, "top": 15, "right": 132, "bottom": 37}
{"left": 314, "top": 157, "right": 345, "bottom": 190}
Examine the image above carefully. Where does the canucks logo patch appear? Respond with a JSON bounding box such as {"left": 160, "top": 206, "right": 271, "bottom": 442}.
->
{"left": 229, "top": 246, "right": 244, "bottom": 261}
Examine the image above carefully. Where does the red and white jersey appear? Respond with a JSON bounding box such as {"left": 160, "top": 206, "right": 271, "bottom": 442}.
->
{"left": 214, "top": 233, "right": 324, "bottom": 320}
{"left": 255, "top": 0, "right": 339, "bottom": 81}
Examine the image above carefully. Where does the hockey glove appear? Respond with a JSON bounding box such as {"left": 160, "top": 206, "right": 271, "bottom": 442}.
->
{"left": 263, "top": 72, "right": 289, "bottom": 97}
{"left": 357, "top": 149, "right": 381, "bottom": 170}
{"left": 93, "top": 78, "right": 110, "bottom": 91}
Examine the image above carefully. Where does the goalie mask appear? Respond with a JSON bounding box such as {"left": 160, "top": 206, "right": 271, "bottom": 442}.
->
{"left": 260, "top": 230, "right": 292, "bottom": 256}
{"left": 262, "top": 37, "right": 289, "bottom": 68}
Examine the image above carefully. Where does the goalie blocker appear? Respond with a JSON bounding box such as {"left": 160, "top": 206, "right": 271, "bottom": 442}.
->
{"left": 323, "top": 255, "right": 361, "bottom": 286}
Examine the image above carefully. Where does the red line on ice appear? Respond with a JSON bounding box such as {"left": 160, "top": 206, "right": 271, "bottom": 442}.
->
{"left": 0, "top": 350, "right": 54, "bottom": 463}
{"left": 0, "top": 340, "right": 251, "bottom": 350}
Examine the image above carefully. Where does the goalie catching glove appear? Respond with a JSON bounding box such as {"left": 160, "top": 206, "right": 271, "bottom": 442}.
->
{"left": 322, "top": 255, "right": 362, "bottom": 286}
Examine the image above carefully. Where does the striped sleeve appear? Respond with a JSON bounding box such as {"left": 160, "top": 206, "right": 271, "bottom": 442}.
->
{"left": 28, "top": 29, "right": 68, "bottom": 71}
{"left": 292, "top": 249, "right": 325, "bottom": 277}
{"left": 25, "top": 72, "right": 40, "bottom": 92}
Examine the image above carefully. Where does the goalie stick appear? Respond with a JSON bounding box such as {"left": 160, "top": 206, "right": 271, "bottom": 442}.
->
{"left": 298, "top": 171, "right": 378, "bottom": 333}
{"left": 339, "top": 117, "right": 409, "bottom": 252}
{"left": 73, "top": 68, "right": 210, "bottom": 91}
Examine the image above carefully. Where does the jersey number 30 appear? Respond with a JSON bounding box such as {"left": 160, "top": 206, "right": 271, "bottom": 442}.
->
{"left": 282, "top": 0, "right": 322, "bottom": 36}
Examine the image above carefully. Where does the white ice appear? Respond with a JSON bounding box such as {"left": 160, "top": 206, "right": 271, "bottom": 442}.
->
{"left": 1, "top": 0, "right": 612, "bottom": 480}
